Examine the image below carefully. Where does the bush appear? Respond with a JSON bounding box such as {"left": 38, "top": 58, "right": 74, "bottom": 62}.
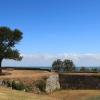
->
{"left": 33, "top": 80, "right": 46, "bottom": 92}
{"left": 12, "top": 80, "right": 25, "bottom": 90}
{"left": 2, "top": 79, "right": 47, "bottom": 93}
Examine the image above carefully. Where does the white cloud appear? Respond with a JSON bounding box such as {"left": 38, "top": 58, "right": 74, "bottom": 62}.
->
{"left": 2, "top": 53, "right": 100, "bottom": 67}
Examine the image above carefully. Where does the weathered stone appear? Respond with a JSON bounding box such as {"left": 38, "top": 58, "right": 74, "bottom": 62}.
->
{"left": 45, "top": 74, "right": 60, "bottom": 93}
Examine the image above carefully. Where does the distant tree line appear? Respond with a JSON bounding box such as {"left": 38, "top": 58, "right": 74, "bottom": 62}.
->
{"left": 52, "top": 59, "right": 99, "bottom": 73}
{"left": 79, "top": 67, "right": 98, "bottom": 73}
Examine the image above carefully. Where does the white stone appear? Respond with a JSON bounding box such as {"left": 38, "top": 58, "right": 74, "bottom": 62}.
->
{"left": 45, "top": 74, "right": 60, "bottom": 93}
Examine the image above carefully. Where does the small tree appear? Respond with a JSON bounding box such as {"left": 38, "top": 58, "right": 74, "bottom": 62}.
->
{"left": 80, "top": 67, "right": 89, "bottom": 72}
{"left": 52, "top": 59, "right": 75, "bottom": 72}
{"left": 63, "top": 59, "right": 75, "bottom": 72}
{"left": 91, "top": 68, "right": 98, "bottom": 72}
{"left": 52, "top": 59, "right": 62, "bottom": 72}
{"left": 0, "top": 26, "right": 23, "bottom": 74}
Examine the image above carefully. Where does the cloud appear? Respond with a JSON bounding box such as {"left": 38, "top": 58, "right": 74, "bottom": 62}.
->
{"left": 2, "top": 53, "right": 100, "bottom": 67}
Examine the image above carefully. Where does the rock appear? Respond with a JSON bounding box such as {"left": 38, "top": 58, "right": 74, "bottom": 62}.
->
{"left": 45, "top": 74, "right": 60, "bottom": 93}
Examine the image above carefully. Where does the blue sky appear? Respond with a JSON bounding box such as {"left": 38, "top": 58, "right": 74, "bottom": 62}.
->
{"left": 1, "top": 0, "right": 100, "bottom": 66}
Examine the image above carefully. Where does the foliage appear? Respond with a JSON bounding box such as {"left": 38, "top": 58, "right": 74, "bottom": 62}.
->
{"left": 52, "top": 59, "right": 62, "bottom": 72}
{"left": 52, "top": 59, "right": 75, "bottom": 72}
{"left": 33, "top": 80, "right": 46, "bottom": 92}
{"left": 63, "top": 59, "right": 75, "bottom": 72}
{"left": 2, "top": 79, "right": 46, "bottom": 93}
{"left": 0, "top": 26, "right": 23, "bottom": 73}
{"left": 91, "top": 68, "right": 98, "bottom": 72}
{"left": 12, "top": 80, "right": 25, "bottom": 90}
{"left": 80, "top": 67, "right": 90, "bottom": 72}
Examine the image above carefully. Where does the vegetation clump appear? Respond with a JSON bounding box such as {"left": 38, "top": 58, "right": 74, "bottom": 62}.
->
{"left": 12, "top": 80, "right": 25, "bottom": 90}
{"left": 52, "top": 59, "right": 75, "bottom": 72}
{"left": 2, "top": 79, "right": 46, "bottom": 93}
{"left": 33, "top": 79, "right": 46, "bottom": 93}
{"left": 0, "top": 26, "right": 23, "bottom": 74}
{"left": 52, "top": 59, "right": 99, "bottom": 73}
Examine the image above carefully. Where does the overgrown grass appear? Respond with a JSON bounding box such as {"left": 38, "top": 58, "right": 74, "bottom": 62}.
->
{"left": 87, "top": 96, "right": 100, "bottom": 100}
{"left": 0, "top": 87, "right": 100, "bottom": 100}
{"left": 0, "top": 87, "right": 54, "bottom": 100}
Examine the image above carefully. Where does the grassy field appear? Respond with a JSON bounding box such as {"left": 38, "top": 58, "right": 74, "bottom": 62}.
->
{"left": 0, "top": 87, "right": 100, "bottom": 100}
{"left": 0, "top": 69, "right": 56, "bottom": 85}
{"left": 0, "top": 69, "right": 54, "bottom": 79}
{"left": 0, "top": 87, "right": 54, "bottom": 100}
{"left": 0, "top": 70, "right": 100, "bottom": 100}
{"left": 51, "top": 90, "right": 100, "bottom": 100}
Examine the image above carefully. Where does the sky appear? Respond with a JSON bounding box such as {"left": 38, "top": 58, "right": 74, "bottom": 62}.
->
{"left": 0, "top": 0, "right": 100, "bottom": 66}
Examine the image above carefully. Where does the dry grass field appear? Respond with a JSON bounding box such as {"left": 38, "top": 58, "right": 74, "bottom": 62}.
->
{"left": 0, "top": 69, "right": 54, "bottom": 79}
{"left": 0, "top": 87, "right": 100, "bottom": 100}
{"left": 0, "top": 69, "right": 56, "bottom": 85}
{"left": 0, "top": 70, "right": 100, "bottom": 100}
{"left": 0, "top": 86, "right": 54, "bottom": 100}
{"left": 50, "top": 90, "right": 100, "bottom": 100}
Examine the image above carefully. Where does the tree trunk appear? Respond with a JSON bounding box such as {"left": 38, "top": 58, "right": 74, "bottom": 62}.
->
{"left": 0, "top": 59, "right": 2, "bottom": 74}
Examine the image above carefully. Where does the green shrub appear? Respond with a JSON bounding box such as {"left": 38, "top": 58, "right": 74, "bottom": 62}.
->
{"left": 12, "top": 80, "right": 25, "bottom": 90}
{"left": 33, "top": 80, "right": 46, "bottom": 92}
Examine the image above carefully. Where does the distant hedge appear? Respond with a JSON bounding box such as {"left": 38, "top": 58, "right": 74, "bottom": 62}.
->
{"left": 59, "top": 73, "right": 100, "bottom": 89}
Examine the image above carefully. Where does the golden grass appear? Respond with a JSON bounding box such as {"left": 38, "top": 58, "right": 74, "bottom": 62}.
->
{"left": 0, "top": 70, "right": 100, "bottom": 100}
{"left": 0, "top": 87, "right": 55, "bottom": 100}
{"left": 0, "top": 70, "right": 55, "bottom": 79}
{"left": 0, "top": 87, "right": 100, "bottom": 100}
{"left": 50, "top": 90, "right": 100, "bottom": 100}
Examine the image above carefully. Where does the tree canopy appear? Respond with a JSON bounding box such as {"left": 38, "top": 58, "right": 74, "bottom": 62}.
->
{"left": 52, "top": 59, "right": 62, "bottom": 72}
{"left": 0, "top": 26, "right": 23, "bottom": 73}
{"left": 52, "top": 59, "right": 75, "bottom": 72}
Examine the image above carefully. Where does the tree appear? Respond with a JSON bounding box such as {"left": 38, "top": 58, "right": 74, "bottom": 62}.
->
{"left": 52, "top": 59, "right": 75, "bottom": 72}
{"left": 0, "top": 26, "right": 23, "bottom": 74}
{"left": 80, "top": 67, "right": 89, "bottom": 72}
{"left": 91, "top": 68, "right": 98, "bottom": 72}
{"left": 63, "top": 59, "right": 75, "bottom": 72}
{"left": 52, "top": 59, "right": 62, "bottom": 72}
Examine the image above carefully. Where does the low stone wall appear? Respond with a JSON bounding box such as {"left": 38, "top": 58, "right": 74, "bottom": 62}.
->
{"left": 59, "top": 73, "right": 100, "bottom": 89}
